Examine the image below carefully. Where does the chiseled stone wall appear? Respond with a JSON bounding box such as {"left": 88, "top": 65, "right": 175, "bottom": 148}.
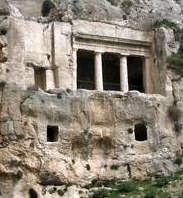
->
{"left": 10, "top": 0, "right": 45, "bottom": 17}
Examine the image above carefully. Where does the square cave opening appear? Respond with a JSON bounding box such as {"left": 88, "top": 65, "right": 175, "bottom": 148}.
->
{"left": 47, "top": 125, "right": 59, "bottom": 142}
{"left": 134, "top": 123, "right": 147, "bottom": 141}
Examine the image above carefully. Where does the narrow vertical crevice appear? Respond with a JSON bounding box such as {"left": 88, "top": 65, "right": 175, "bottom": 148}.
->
{"left": 0, "top": 82, "right": 6, "bottom": 145}
{"left": 0, "top": 82, "right": 6, "bottom": 117}
{"left": 127, "top": 163, "right": 132, "bottom": 178}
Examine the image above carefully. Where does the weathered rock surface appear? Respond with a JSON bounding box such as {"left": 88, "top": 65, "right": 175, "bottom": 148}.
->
{"left": 58, "top": 0, "right": 183, "bottom": 26}
{"left": 1, "top": 0, "right": 182, "bottom": 29}
{"left": 5, "top": 0, "right": 181, "bottom": 30}
{"left": 0, "top": 83, "right": 182, "bottom": 197}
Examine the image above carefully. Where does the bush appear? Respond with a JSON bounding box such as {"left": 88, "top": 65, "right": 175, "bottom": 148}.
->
{"left": 117, "top": 181, "right": 136, "bottom": 193}
{"left": 91, "top": 189, "right": 110, "bottom": 198}
{"left": 144, "top": 189, "right": 156, "bottom": 198}
{"left": 153, "top": 177, "right": 169, "bottom": 188}
{"left": 167, "top": 53, "right": 183, "bottom": 75}
{"left": 153, "top": 19, "right": 180, "bottom": 32}
{"left": 158, "top": 191, "right": 171, "bottom": 198}
{"left": 109, "top": 191, "right": 121, "bottom": 198}
{"left": 168, "top": 105, "right": 181, "bottom": 122}
{"left": 168, "top": 105, "right": 182, "bottom": 134}
{"left": 41, "top": 0, "right": 55, "bottom": 17}
{"left": 174, "top": 123, "right": 182, "bottom": 134}
{"left": 174, "top": 153, "right": 183, "bottom": 166}
{"left": 121, "top": 0, "right": 133, "bottom": 14}
{"left": 110, "top": 165, "right": 120, "bottom": 170}
{"left": 0, "top": 81, "right": 6, "bottom": 88}
{"left": 167, "top": 28, "right": 183, "bottom": 75}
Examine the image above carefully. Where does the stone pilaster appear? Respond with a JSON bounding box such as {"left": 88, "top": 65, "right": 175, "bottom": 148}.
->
{"left": 46, "top": 69, "right": 55, "bottom": 90}
{"left": 143, "top": 57, "right": 152, "bottom": 93}
{"left": 73, "top": 48, "right": 78, "bottom": 90}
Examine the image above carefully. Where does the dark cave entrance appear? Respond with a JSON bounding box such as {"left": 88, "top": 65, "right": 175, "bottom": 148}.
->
{"left": 29, "top": 189, "right": 38, "bottom": 198}
{"left": 47, "top": 125, "right": 59, "bottom": 142}
{"left": 134, "top": 123, "right": 147, "bottom": 141}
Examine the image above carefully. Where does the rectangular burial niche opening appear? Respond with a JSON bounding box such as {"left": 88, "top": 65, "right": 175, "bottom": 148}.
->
{"left": 77, "top": 49, "right": 95, "bottom": 90}
{"left": 34, "top": 67, "right": 46, "bottom": 90}
{"left": 47, "top": 125, "right": 59, "bottom": 142}
{"left": 134, "top": 123, "right": 147, "bottom": 141}
{"left": 102, "top": 53, "right": 120, "bottom": 91}
{"left": 127, "top": 56, "right": 144, "bottom": 92}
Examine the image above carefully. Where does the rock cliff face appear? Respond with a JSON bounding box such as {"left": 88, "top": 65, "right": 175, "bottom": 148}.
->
{"left": 58, "top": 0, "right": 183, "bottom": 28}
{"left": 4, "top": 0, "right": 183, "bottom": 28}
{"left": 0, "top": 83, "right": 181, "bottom": 197}
{"left": 0, "top": 0, "right": 182, "bottom": 198}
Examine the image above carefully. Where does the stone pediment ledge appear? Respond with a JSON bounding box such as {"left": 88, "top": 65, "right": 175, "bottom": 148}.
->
{"left": 74, "top": 33, "right": 152, "bottom": 47}
{"left": 72, "top": 20, "right": 153, "bottom": 44}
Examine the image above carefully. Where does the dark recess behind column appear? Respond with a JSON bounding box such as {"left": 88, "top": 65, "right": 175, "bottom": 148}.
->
{"left": 102, "top": 53, "right": 120, "bottom": 91}
{"left": 127, "top": 56, "right": 144, "bottom": 92}
{"left": 77, "top": 50, "right": 95, "bottom": 90}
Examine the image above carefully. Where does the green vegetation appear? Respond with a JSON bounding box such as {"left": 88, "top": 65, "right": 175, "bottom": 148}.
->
{"left": 121, "top": 0, "right": 133, "bottom": 14}
{"left": 92, "top": 189, "right": 110, "bottom": 198}
{"left": 153, "top": 19, "right": 181, "bottom": 32}
{"left": 41, "top": 0, "right": 55, "bottom": 17}
{"left": 170, "top": 41, "right": 183, "bottom": 75}
{"left": 168, "top": 105, "right": 182, "bottom": 134}
{"left": 110, "top": 165, "right": 120, "bottom": 170}
{"left": 153, "top": 177, "right": 170, "bottom": 188}
{"left": 167, "top": 49, "right": 183, "bottom": 75}
{"left": 117, "top": 181, "right": 136, "bottom": 193}
{"left": 174, "top": 152, "right": 183, "bottom": 166}
{"left": 89, "top": 169, "right": 183, "bottom": 198}
{"left": 153, "top": 19, "right": 183, "bottom": 75}
{"left": 167, "top": 27, "right": 183, "bottom": 75}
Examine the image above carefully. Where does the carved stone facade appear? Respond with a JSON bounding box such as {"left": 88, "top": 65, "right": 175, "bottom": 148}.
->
{"left": 0, "top": 1, "right": 182, "bottom": 198}
{"left": 1, "top": 18, "right": 158, "bottom": 94}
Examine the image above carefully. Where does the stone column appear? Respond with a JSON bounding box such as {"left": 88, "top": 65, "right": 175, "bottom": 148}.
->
{"left": 143, "top": 57, "right": 152, "bottom": 93}
{"left": 95, "top": 51, "right": 103, "bottom": 91}
{"left": 73, "top": 48, "right": 78, "bottom": 90}
{"left": 46, "top": 69, "right": 55, "bottom": 90}
{"left": 120, "top": 55, "right": 129, "bottom": 92}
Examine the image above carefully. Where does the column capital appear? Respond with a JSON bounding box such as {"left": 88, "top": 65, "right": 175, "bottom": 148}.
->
{"left": 120, "top": 53, "right": 129, "bottom": 57}
{"left": 95, "top": 50, "right": 104, "bottom": 55}
{"left": 73, "top": 48, "right": 78, "bottom": 52}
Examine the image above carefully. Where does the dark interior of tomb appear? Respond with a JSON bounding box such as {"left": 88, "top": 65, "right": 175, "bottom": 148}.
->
{"left": 134, "top": 123, "right": 147, "bottom": 141}
{"left": 127, "top": 56, "right": 144, "bottom": 92}
{"left": 29, "top": 189, "right": 38, "bottom": 198}
{"left": 77, "top": 50, "right": 95, "bottom": 90}
{"left": 47, "top": 126, "right": 59, "bottom": 142}
{"left": 34, "top": 67, "right": 46, "bottom": 90}
{"left": 102, "top": 53, "right": 120, "bottom": 91}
